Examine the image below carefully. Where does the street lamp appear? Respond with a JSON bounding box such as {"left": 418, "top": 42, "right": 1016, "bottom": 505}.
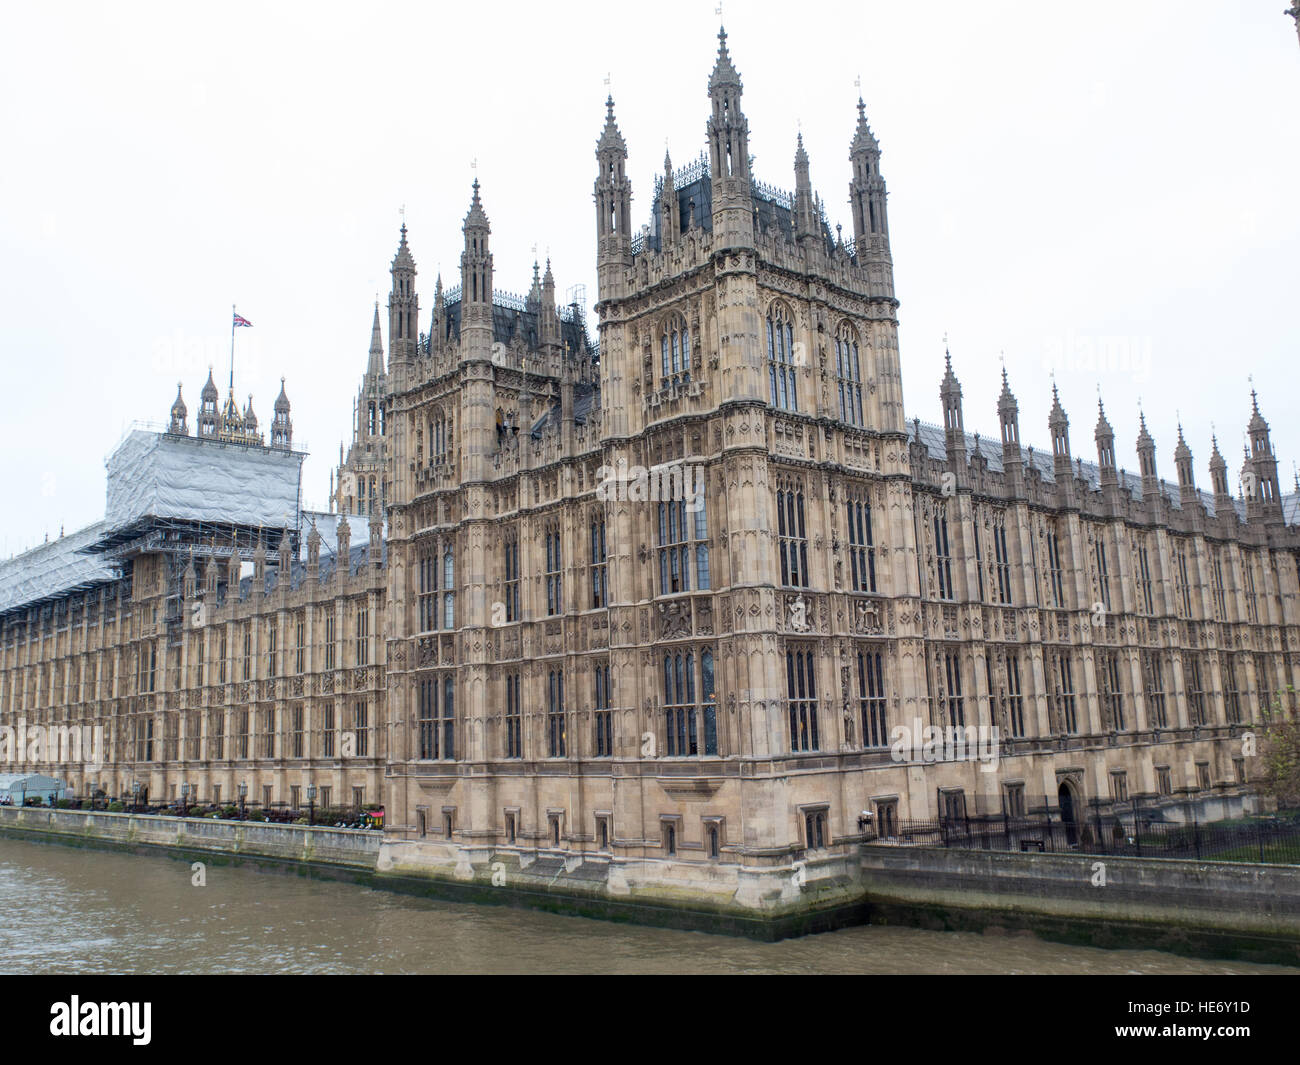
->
{"left": 131, "top": 780, "right": 141, "bottom": 814}
{"left": 237, "top": 781, "right": 247, "bottom": 821}
{"left": 307, "top": 784, "right": 317, "bottom": 827}
{"left": 181, "top": 782, "right": 190, "bottom": 818}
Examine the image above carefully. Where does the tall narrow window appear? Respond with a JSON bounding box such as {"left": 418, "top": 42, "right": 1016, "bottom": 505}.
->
{"left": 505, "top": 673, "right": 522, "bottom": 758}
{"left": 1137, "top": 544, "right": 1154, "bottom": 615}
{"left": 1005, "top": 654, "right": 1025, "bottom": 738}
{"left": 847, "top": 495, "right": 876, "bottom": 593}
{"left": 660, "top": 314, "right": 691, "bottom": 383}
{"left": 786, "top": 648, "right": 819, "bottom": 752}
{"left": 766, "top": 305, "right": 798, "bottom": 411}
{"left": 1100, "top": 651, "right": 1126, "bottom": 732}
{"left": 1046, "top": 525, "right": 1065, "bottom": 608}
{"left": 290, "top": 705, "right": 303, "bottom": 758}
{"left": 657, "top": 497, "right": 710, "bottom": 595}
{"left": 1244, "top": 556, "right": 1260, "bottom": 624}
{"left": 1095, "top": 536, "right": 1111, "bottom": 612}
{"left": 993, "top": 518, "right": 1012, "bottom": 605}
{"left": 1187, "top": 654, "right": 1207, "bottom": 726}
{"left": 545, "top": 529, "right": 562, "bottom": 616}
{"left": 440, "top": 674, "right": 454, "bottom": 760}
{"left": 934, "top": 510, "right": 953, "bottom": 601}
{"left": 1058, "top": 654, "right": 1077, "bottom": 734}
{"left": 418, "top": 546, "right": 438, "bottom": 631}
{"left": 1174, "top": 543, "right": 1192, "bottom": 618}
{"left": 266, "top": 624, "right": 277, "bottom": 677}
{"left": 355, "top": 606, "right": 369, "bottom": 666}
{"left": 1144, "top": 653, "right": 1168, "bottom": 729}
{"left": 324, "top": 613, "right": 336, "bottom": 670}
{"left": 777, "top": 483, "right": 809, "bottom": 588}
{"left": 547, "top": 670, "right": 566, "bottom": 757}
{"left": 835, "top": 325, "right": 864, "bottom": 427}
{"left": 442, "top": 547, "right": 455, "bottom": 628}
{"left": 939, "top": 652, "right": 965, "bottom": 728}
{"left": 503, "top": 537, "right": 520, "bottom": 622}
{"left": 418, "top": 676, "right": 435, "bottom": 759}
{"left": 1211, "top": 550, "right": 1226, "bottom": 620}
{"left": 294, "top": 615, "right": 305, "bottom": 674}
{"left": 354, "top": 699, "right": 369, "bottom": 757}
{"left": 594, "top": 662, "right": 613, "bottom": 757}
{"left": 1223, "top": 654, "right": 1241, "bottom": 724}
{"left": 589, "top": 518, "right": 607, "bottom": 609}
{"left": 857, "top": 647, "right": 887, "bottom": 748}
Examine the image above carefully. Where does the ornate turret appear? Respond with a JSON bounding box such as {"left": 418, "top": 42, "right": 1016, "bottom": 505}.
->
{"left": 306, "top": 521, "right": 321, "bottom": 582}
{"left": 998, "top": 367, "right": 1023, "bottom": 493}
{"left": 1095, "top": 398, "right": 1117, "bottom": 488}
{"left": 1245, "top": 389, "right": 1283, "bottom": 521}
{"left": 940, "top": 346, "right": 966, "bottom": 483}
{"left": 658, "top": 149, "right": 681, "bottom": 250}
{"left": 1136, "top": 411, "right": 1159, "bottom": 501}
{"left": 849, "top": 96, "right": 889, "bottom": 256}
{"left": 168, "top": 383, "right": 188, "bottom": 435}
{"left": 1174, "top": 423, "right": 1197, "bottom": 505}
{"left": 1209, "top": 434, "right": 1233, "bottom": 516}
{"left": 198, "top": 369, "right": 219, "bottom": 438}
{"left": 793, "top": 134, "right": 818, "bottom": 241}
{"left": 707, "top": 27, "right": 754, "bottom": 251}
{"left": 594, "top": 96, "right": 632, "bottom": 298}
{"left": 270, "top": 378, "right": 292, "bottom": 449}
{"left": 389, "top": 222, "right": 419, "bottom": 370}
{"left": 1049, "top": 383, "right": 1072, "bottom": 482}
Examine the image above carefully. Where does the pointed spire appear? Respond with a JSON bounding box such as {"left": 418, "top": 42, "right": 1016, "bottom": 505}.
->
{"left": 274, "top": 377, "right": 290, "bottom": 414}
{"left": 366, "top": 302, "right": 384, "bottom": 377}
{"left": 1248, "top": 387, "right": 1268, "bottom": 434}
{"left": 851, "top": 95, "right": 879, "bottom": 156}
{"left": 464, "top": 178, "right": 489, "bottom": 228}
{"left": 1136, "top": 409, "right": 1153, "bottom": 448}
{"left": 392, "top": 219, "right": 415, "bottom": 271}
{"left": 201, "top": 367, "right": 218, "bottom": 402}
{"left": 596, "top": 95, "right": 626, "bottom": 154}
{"left": 1095, "top": 396, "right": 1113, "bottom": 438}
{"left": 709, "top": 25, "right": 742, "bottom": 92}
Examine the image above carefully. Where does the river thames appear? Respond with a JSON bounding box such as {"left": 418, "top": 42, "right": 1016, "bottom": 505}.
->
{"left": 0, "top": 837, "right": 1293, "bottom": 975}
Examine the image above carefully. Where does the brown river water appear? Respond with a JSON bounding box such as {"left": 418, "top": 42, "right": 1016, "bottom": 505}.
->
{"left": 0, "top": 836, "right": 1293, "bottom": 975}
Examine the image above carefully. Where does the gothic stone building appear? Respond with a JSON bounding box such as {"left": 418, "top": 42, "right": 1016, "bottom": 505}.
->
{"left": 0, "top": 378, "right": 388, "bottom": 813}
{"left": 3, "top": 27, "right": 1298, "bottom": 914}
{"left": 371, "top": 29, "right": 1300, "bottom": 909}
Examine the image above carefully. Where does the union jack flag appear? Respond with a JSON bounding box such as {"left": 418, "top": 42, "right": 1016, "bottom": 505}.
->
{"left": 233, "top": 312, "right": 253, "bottom": 327}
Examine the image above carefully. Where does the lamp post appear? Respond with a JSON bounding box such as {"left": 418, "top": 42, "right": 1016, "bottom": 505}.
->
{"left": 131, "top": 780, "right": 141, "bottom": 814}
{"left": 181, "top": 781, "right": 190, "bottom": 818}
{"left": 238, "top": 781, "right": 247, "bottom": 821}
{"left": 307, "top": 784, "right": 317, "bottom": 827}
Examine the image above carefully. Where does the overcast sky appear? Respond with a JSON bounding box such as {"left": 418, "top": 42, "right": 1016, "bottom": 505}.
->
{"left": 1, "top": 1, "right": 1296, "bottom": 556}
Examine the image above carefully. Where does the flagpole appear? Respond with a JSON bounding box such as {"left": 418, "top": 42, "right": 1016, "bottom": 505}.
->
{"left": 229, "top": 304, "right": 236, "bottom": 392}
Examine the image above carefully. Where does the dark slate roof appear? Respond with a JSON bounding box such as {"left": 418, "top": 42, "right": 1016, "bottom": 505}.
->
{"left": 643, "top": 167, "right": 836, "bottom": 254}
{"left": 906, "top": 418, "right": 1296, "bottom": 524}
{"left": 530, "top": 380, "right": 600, "bottom": 439}
{"left": 441, "top": 296, "right": 592, "bottom": 356}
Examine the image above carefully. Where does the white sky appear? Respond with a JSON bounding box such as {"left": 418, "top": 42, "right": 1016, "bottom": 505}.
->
{"left": 1, "top": 1, "right": 1297, "bottom": 556}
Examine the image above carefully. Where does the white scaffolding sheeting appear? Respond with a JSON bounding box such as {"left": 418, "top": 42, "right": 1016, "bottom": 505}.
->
{"left": 104, "top": 430, "right": 304, "bottom": 532}
{"left": 0, "top": 521, "right": 120, "bottom": 615}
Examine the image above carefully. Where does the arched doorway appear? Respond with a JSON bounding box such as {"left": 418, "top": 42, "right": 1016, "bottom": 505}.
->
{"left": 1058, "top": 781, "right": 1079, "bottom": 847}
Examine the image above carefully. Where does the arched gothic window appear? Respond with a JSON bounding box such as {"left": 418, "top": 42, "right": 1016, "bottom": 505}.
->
{"left": 660, "top": 314, "right": 691, "bottom": 384}
{"left": 766, "top": 305, "right": 797, "bottom": 411}
{"left": 835, "top": 324, "right": 864, "bottom": 427}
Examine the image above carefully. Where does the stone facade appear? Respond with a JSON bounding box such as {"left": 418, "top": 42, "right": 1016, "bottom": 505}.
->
{"left": 2, "top": 26, "right": 1297, "bottom": 913}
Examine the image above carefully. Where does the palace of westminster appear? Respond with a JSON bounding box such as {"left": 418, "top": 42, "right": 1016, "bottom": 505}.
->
{"left": 2, "top": 28, "right": 1297, "bottom": 906}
